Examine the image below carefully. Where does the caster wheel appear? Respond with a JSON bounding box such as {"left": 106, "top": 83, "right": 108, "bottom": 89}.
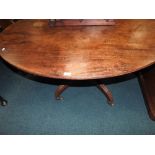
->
{"left": 107, "top": 100, "right": 114, "bottom": 107}
{"left": 0, "top": 100, "right": 8, "bottom": 106}
{"left": 56, "top": 96, "right": 64, "bottom": 100}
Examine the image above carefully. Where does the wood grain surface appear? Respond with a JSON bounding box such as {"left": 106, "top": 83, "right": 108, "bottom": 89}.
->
{"left": 0, "top": 19, "right": 155, "bottom": 80}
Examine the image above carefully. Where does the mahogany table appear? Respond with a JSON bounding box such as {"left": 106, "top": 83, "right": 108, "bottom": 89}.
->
{"left": 0, "top": 19, "right": 155, "bottom": 107}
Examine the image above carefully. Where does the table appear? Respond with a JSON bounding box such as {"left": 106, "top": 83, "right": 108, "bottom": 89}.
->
{"left": 0, "top": 19, "right": 155, "bottom": 106}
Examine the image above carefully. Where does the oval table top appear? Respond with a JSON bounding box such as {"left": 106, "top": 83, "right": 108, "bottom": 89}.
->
{"left": 0, "top": 19, "right": 155, "bottom": 80}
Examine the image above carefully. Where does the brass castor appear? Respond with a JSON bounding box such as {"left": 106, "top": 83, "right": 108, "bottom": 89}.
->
{"left": 56, "top": 96, "right": 64, "bottom": 100}
{"left": 55, "top": 85, "right": 69, "bottom": 101}
{"left": 0, "top": 96, "right": 8, "bottom": 106}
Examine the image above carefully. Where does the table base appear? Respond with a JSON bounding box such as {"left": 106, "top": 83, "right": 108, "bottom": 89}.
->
{"left": 55, "top": 84, "right": 114, "bottom": 106}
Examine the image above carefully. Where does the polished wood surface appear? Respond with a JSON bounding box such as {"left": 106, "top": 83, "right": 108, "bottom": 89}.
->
{"left": 0, "top": 20, "right": 155, "bottom": 80}
{"left": 139, "top": 65, "right": 155, "bottom": 120}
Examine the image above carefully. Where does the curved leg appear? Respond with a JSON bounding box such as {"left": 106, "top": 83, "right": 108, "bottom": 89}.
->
{"left": 0, "top": 96, "right": 7, "bottom": 106}
{"left": 97, "top": 84, "right": 114, "bottom": 106}
{"left": 55, "top": 85, "right": 69, "bottom": 100}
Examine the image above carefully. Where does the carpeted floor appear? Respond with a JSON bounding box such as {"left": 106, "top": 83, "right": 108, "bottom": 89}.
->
{"left": 0, "top": 60, "right": 155, "bottom": 135}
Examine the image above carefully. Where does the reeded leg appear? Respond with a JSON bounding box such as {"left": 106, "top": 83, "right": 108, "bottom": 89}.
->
{"left": 0, "top": 96, "right": 7, "bottom": 106}
{"left": 97, "top": 84, "right": 114, "bottom": 106}
{"left": 55, "top": 85, "right": 69, "bottom": 100}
